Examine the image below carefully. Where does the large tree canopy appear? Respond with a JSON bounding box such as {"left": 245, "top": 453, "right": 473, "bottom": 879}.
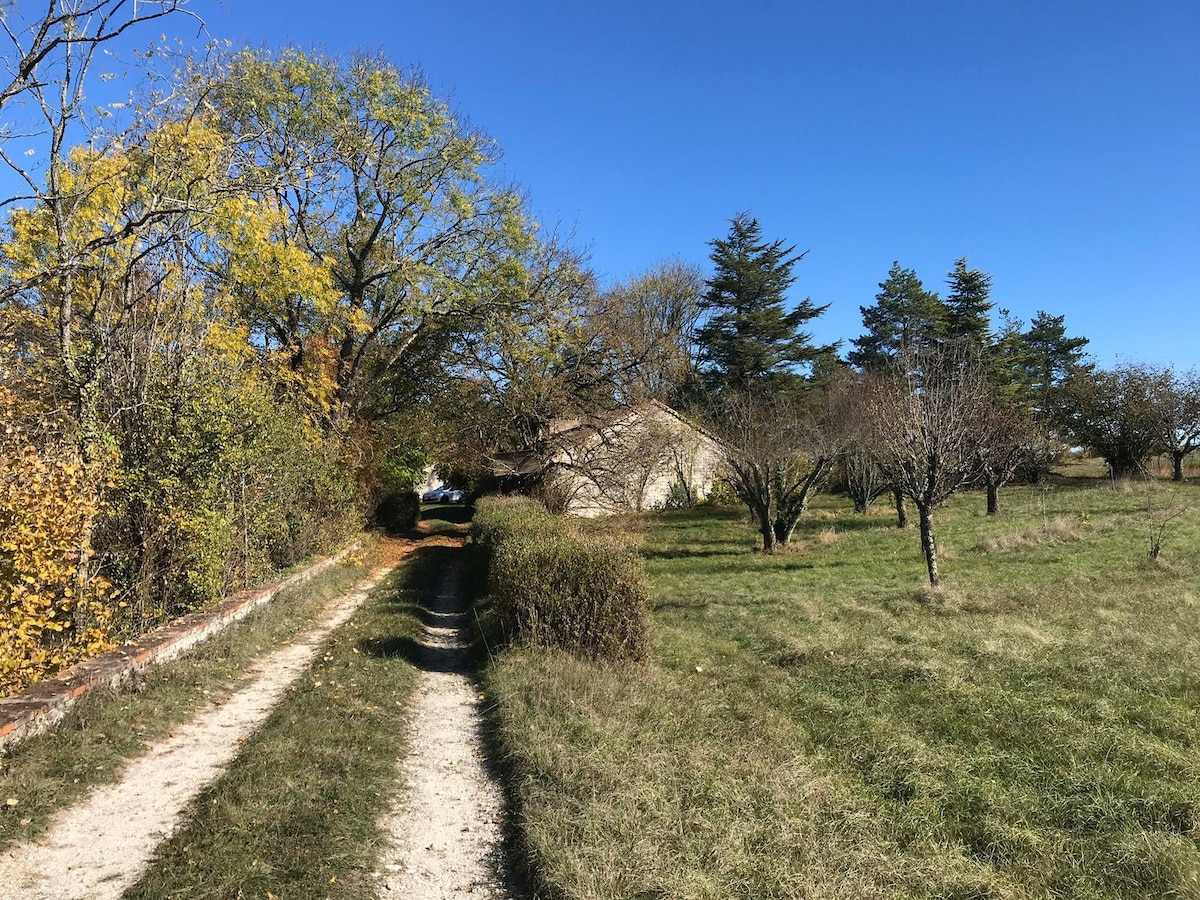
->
{"left": 206, "top": 48, "right": 532, "bottom": 423}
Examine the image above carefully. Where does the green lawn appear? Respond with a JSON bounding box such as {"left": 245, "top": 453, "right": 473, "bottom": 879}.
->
{"left": 484, "top": 478, "right": 1200, "bottom": 899}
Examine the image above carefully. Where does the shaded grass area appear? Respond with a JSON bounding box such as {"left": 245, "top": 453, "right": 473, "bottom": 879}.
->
{"left": 420, "top": 502, "right": 473, "bottom": 534}
{"left": 123, "top": 541, "right": 447, "bottom": 900}
{"left": 484, "top": 481, "right": 1200, "bottom": 899}
{"left": 0, "top": 541, "right": 384, "bottom": 853}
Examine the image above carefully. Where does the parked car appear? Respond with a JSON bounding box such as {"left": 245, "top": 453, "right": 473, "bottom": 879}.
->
{"left": 421, "top": 485, "right": 464, "bottom": 504}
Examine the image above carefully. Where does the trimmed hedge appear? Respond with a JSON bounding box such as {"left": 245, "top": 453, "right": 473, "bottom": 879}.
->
{"left": 472, "top": 496, "right": 650, "bottom": 663}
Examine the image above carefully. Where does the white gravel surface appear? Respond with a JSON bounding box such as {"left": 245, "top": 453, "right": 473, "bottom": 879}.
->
{"left": 376, "top": 564, "right": 511, "bottom": 899}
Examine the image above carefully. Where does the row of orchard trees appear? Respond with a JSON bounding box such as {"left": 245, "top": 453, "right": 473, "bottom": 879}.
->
{"left": 663, "top": 215, "right": 1200, "bottom": 585}
{"left": 460, "top": 207, "right": 1200, "bottom": 584}
{"left": 688, "top": 216, "right": 1039, "bottom": 582}
{"left": 0, "top": 4, "right": 580, "bottom": 691}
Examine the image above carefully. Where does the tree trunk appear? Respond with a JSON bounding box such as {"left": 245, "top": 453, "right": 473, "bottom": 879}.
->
{"left": 772, "top": 514, "right": 797, "bottom": 546}
{"left": 760, "top": 516, "right": 777, "bottom": 553}
{"left": 918, "top": 506, "right": 939, "bottom": 586}
{"left": 893, "top": 487, "right": 908, "bottom": 528}
{"left": 751, "top": 501, "right": 776, "bottom": 553}
{"left": 986, "top": 478, "right": 999, "bottom": 515}
{"left": 854, "top": 498, "right": 868, "bottom": 514}
{"left": 1173, "top": 451, "right": 1184, "bottom": 482}
{"left": 1108, "top": 455, "right": 1143, "bottom": 481}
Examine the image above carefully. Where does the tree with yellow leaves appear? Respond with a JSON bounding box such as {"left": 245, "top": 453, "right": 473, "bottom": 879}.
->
{"left": 206, "top": 48, "right": 533, "bottom": 423}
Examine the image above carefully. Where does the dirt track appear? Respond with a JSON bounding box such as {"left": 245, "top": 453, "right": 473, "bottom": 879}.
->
{"left": 0, "top": 530, "right": 514, "bottom": 900}
{"left": 376, "top": 556, "right": 511, "bottom": 897}
{"left": 0, "top": 569, "right": 390, "bottom": 900}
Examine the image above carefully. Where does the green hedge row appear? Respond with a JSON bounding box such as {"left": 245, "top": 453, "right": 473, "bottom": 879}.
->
{"left": 472, "top": 496, "right": 650, "bottom": 663}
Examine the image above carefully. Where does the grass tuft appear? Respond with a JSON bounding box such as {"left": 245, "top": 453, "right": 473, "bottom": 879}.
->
{"left": 976, "top": 516, "right": 1085, "bottom": 553}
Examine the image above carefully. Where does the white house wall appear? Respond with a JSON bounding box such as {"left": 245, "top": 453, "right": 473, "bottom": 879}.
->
{"left": 549, "top": 406, "right": 727, "bottom": 517}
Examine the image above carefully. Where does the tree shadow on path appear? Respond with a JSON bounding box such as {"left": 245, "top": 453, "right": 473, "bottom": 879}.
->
{"left": 358, "top": 536, "right": 538, "bottom": 899}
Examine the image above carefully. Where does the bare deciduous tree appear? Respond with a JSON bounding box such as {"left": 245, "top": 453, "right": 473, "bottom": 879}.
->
{"left": 864, "top": 344, "right": 1000, "bottom": 585}
{"left": 1144, "top": 484, "right": 1192, "bottom": 561}
{"left": 0, "top": 1, "right": 194, "bottom": 121}
{"left": 842, "top": 447, "right": 887, "bottom": 514}
{"left": 977, "top": 407, "right": 1046, "bottom": 515}
{"left": 587, "top": 260, "right": 705, "bottom": 404}
{"left": 829, "top": 378, "right": 888, "bottom": 515}
{"left": 713, "top": 389, "right": 843, "bottom": 553}
{"left": 551, "top": 409, "right": 679, "bottom": 514}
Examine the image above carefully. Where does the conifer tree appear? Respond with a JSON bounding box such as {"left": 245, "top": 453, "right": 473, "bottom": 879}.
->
{"left": 695, "top": 214, "right": 829, "bottom": 394}
{"left": 1021, "top": 311, "right": 1092, "bottom": 423}
{"left": 847, "top": 261, "right": 945, "bottom": 370}
{"left": 944, "top": 257, "right": 993, "bottom": 346}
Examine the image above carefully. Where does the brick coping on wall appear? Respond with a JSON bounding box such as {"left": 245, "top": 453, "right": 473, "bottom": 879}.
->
{"left": 0, "top": 541, "right": 361, "bottom": 753}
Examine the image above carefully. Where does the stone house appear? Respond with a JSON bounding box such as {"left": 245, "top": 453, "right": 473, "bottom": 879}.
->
{"left": 489, "top": 401, "right": 727, "bottom": 517}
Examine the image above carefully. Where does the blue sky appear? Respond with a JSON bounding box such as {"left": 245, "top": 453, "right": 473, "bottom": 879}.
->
{"left": 95, "top": 2, "right": 1200, "bottom": 367}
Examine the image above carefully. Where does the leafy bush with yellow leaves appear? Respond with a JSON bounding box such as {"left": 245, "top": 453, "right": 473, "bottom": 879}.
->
{"left": 0, "top": 387, "right": 114, "bottom": 694}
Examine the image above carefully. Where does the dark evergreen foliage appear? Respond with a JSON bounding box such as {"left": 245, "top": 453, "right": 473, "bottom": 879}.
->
{"left": 1022, "top": 310, "right": 1093, "bottom": 416}
{"left": 944, "top": 257, "right": 994, "bottom": 346}
{"left": 695, "top": 214, "right": 830, "bottom": 393}
{"left": 848, "top": 261, "right": 945, "bottom": 369}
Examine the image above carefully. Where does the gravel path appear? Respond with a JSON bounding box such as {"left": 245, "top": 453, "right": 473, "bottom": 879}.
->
{"left": 376, "top": 557, "right": 512, "bottom": 899}
{"left": 0, "top": 567, "right": 394, "bottom": 900}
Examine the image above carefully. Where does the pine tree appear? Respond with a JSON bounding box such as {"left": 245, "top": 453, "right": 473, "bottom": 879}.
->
{"left": 695, "top": 214, "right": 830, "bottom": 394}
{"left": 944, "top": 257, "right": 993, "bottom": 346}
{"left": 847, "top": 261, "right": 945, "bottom": 370}
{"left": 988, "top": 308, "right": 1033, "bottom": 407}
{"left": 1021, "top": 311, "right": 1092, "bottom": 424}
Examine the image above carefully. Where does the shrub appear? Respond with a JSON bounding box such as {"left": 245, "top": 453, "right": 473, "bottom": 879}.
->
{"left": 0, "top": 386, "right": 115, "bottom": 693}
{"left": 367, "top": 445, "right": 426, "bottom": 533}
{"left": 472, "top": 496, "right": 650, "bottom": 663}
{"left": 375, "top": 490, "right": 420, "bottom": 533}
{"left": 699, "top": 477, "right": 740, "bottom": 508}
{"left": 103, "top": 372, "right": 360, "bottom": 633}
{"left": 663, "top": 477, "right": 697, "bottom": 509}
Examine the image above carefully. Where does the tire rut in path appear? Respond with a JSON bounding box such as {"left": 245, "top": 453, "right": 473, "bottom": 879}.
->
{"left": 376, "top": 551, "right": 512, "bottom": 898}
{"left": 0, "top": 565, "right": 396, "bottom": 900}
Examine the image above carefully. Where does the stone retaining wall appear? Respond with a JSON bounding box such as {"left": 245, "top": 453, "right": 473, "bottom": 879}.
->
{"left": 0, "top": 542, "right": 360, "bottom": 752}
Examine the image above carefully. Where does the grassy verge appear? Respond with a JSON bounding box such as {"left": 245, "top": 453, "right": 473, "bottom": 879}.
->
{"left": 0, "top": 539, "right": 384, "bottom": 852}
{"left": 484, "top": 479, "right": 1200, "bottom": 899}
{"left": 123, "top": 540, "right": 444, "bottom": 899}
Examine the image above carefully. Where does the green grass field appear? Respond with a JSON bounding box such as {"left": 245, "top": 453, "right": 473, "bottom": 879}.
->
{"left": 484, "top": 476, "right": 1200, "bottom": 899}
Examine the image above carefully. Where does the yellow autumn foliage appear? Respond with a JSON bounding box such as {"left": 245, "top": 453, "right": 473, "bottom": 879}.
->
{"left": 0, "top": 386, "right": 115, "bottom": 694}
{"left": 0, "top": 49, "right": 538, "bottom": 696}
